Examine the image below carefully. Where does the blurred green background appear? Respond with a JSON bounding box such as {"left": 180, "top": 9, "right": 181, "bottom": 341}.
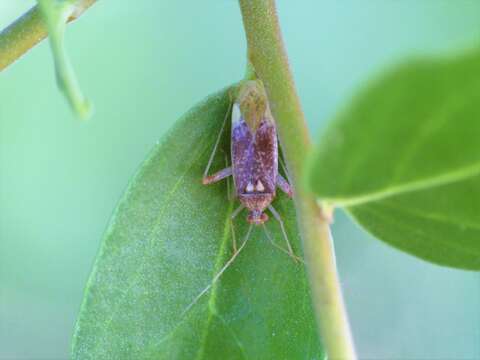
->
{"left": 1, "top": 1, "right": 480, "bottom": 359}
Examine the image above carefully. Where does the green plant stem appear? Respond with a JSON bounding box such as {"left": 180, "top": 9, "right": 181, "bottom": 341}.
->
{"left": 238, "top": 1, "right": 356, "bottom": 359}
{"left": 0, "top": 0, "right": 96, "bottom": 71}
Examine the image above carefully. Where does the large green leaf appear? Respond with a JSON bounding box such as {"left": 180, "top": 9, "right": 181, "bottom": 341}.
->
{"left": 307, "top": 49, "right": 480, "bottom": 270}
{"left": 72, "top": 87, "right": 323, "bottom": 359}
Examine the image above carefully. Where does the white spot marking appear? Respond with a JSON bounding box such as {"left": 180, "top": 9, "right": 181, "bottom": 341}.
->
{"left": 232, "top": 103, "right": 242, "bottom": 124}
{"left": 246, "top": 182, "right": 254, "bottom": 193}
{"left": 256, "top": 180, "right": 265, "bottom": 192}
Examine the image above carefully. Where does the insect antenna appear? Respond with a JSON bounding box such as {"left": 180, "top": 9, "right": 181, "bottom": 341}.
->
{"left": 182, "top": 223, "right": 254, "bottom": 316}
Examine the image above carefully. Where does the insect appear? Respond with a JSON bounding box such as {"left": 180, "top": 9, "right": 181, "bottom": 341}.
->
{"left": 203, "top": 79, "right": 295, "bottom": 251}
{"left": 183, "top": 80, "right": 298, "bottom": 314}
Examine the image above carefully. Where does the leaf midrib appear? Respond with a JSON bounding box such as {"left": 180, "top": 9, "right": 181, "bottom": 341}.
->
{"left": 195, "top": 199, "right": 235, "bottom": 360}
{"left": 323, "top": 161, "right": 480, "bottom": 207}
{"left": 374, "top": 201, "right": 480, "bottom": 233}
{"left": 356, "top": 205, "right": 480, "bottom": 259}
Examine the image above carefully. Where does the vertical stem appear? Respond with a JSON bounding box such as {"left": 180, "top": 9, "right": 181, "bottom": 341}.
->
{"left": 238, "top": 1, "right": 356, "bottom": 359}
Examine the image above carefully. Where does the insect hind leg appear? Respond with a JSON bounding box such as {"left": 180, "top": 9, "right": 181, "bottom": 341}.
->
{"left": 230, "top": 205, "right": 244, "bottom": 252}
{"left": 278, "top": 150, "right": 293, "bottom": 183}
{"left": 276, "top": 174, "right": 293, "bottom": 198}
{"left": 267, "top": 205, "right": 299, "bottom": 263}
{"left": 262, "top": 224, "right": 303, "bottom": 264}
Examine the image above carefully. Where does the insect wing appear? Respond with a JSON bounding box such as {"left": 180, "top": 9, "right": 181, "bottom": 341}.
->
{"left": 231, "top": 103, "right": 254, "bottom": 195}
{"left": 231, "top": 102, "right": 278, "bottom": 195}
{"left": 253, "top": 116, "right": 278, "bottom": 193}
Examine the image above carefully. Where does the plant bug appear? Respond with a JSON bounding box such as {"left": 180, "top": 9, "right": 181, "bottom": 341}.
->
{"left": 183, "top": 80, "right": 299, "bottom": 314}
{"left": 203, "top": 79, "right": 296, "bottom": 253}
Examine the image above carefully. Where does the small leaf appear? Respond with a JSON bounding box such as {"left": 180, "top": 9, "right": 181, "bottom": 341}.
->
{"left": 307, "top": 49, "right": 480, "bottom": 269}
{"left": 72, "top": 87, "right": 323, "bottom": 359}
{"left": 38, "top": 0, "right": 91, "bottom": 119}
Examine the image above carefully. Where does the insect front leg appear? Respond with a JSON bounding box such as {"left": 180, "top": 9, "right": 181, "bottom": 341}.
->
{"left": 276, "top": 174, "right": 293, "bottom": 198}
{"left": 202, "top": 167, "right": 232, "bottom": 185}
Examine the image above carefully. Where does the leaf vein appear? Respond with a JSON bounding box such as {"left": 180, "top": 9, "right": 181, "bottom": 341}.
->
{"left": 335, "top": 162, "right": 480, "bottom": 207}
{"left": 93, "top": 134, "right": 212, "bottom": 353}
{"left": 375, "top": 201, "right": 480, "bottom": 233}
{"left": 357, "top": 205, "right": 480, "bottom": 257}
{"left": 390, "top": 104, "right": 451, "bottom": 182}
{"left": 214, "top": 312, "right": 248, "bottom": 359}
{"left": 195, "top": 199, "right": 234, "bottom": 359}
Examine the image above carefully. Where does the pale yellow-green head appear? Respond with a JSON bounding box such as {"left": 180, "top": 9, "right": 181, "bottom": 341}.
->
{"left": 234, "top": 80, "right": 271, "bottom": 131}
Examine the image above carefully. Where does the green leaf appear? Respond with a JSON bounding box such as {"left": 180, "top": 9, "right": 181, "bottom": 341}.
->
{"left": 72, "top": 87, "right": 323, "bottom": 359}
{"left": 307, "top": 49, "right": 480, "bottom": 270}
{"left": 38, "top": 0, "right": 91, "bottom": 119}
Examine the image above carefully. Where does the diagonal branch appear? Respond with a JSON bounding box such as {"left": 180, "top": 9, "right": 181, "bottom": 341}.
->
{"left": 0, "top": 0, "right": 96, "bottom": 71}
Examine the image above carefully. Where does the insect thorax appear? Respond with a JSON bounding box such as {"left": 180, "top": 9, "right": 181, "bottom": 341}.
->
{"left": 235, "top": 80, "right": 271, "bottom": 131}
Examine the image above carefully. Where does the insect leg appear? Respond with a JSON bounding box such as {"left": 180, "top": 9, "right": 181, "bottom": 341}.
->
{"left": 268, "top": 205, "right": 297, "bottom": 263}
{"left": 203, "top": 167, "right": 232, "bottom": 185}
{"left": 230, "top": 204, "right": 244, "bottom": 252}
{"left": 182, "top": 224, "right": 253, "bottom": 316}
{"left": 262, "top": 224, "right": 304, "bottom": 263}
{"left": 202, "top": 100, "right": 232, "bottom": 180}
{"left": 276, "top": 174, "right": 293, "bottom": 198}
{"left": 224, "top": 153, "right": 235, "bottom": 201}
{"left": 278, "top": 150, "right": 293, "bottom": 182}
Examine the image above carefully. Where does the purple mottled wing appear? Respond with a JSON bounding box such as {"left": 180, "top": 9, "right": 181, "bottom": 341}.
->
{"left": 231, "top": 117, "right": 254, "bottom": 195}
{"left": 253, "top": 118, "right": 278, "bottom": 193}
{"left": 231, "top": 111, "right": 278, "bottom": 195}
